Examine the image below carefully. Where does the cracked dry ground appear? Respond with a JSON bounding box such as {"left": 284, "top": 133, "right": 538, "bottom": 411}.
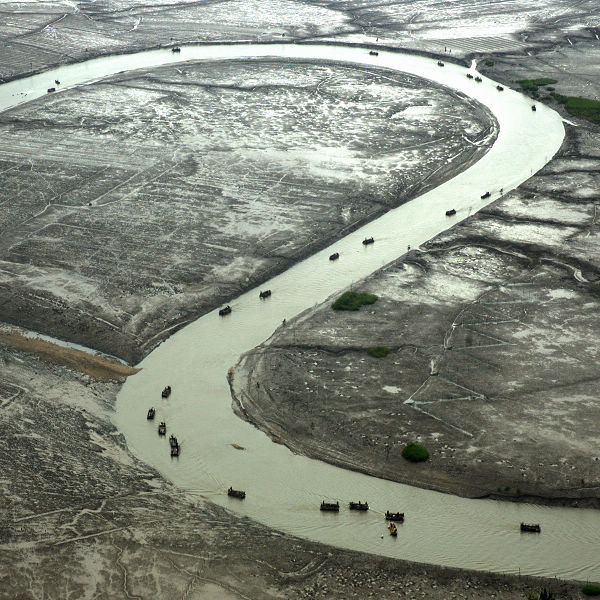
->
{"left": 0, "top": 347, "right": 581, "bottom": 599}
{"left": 233, "top": 122, "right": 600, "bottom": 506}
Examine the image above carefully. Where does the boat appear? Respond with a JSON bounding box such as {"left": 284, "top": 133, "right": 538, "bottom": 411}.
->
{"left": 475, "top": 76, "right": 482, "bottom": 82}
{"left": 329, "top": 252, "right": 340, "bottom": 261}
{"left": 171, "top": 445, "right": 180, "bottom": 457}
{"left": 227, "top": 487, "right": 246, "bottom": 499}
{"left": 437, "top": 61, "right": 444, "bottom": 67}
{"left": 47, "top": 87, "right": 56, "bottom": 93}
{"left": 481, "top": 191, "right": 491, "bottom": 199}
{"left": 520, "top": 522, "right": 541, "bottom": 533}
{"left": 349, "top": 501, "right": 369, "bottom": 511}
{"left": 384, "top": 511, "right": 404, "bottom": 522}
{"left": 320, "top": 501, "right": 340, "bottom": 512}
{"left": 161, "top": 386, "right": 171, "bottom": 398}
{"left": 54, "top": 79, "right": 60, "bottom": 85}
{"left": 158, "top": 421, "right": 166, "bottom": 436}
{"left": 362, "top": 237, "right": 374, "bottom": 245}
{"left": 369, "top": 51, "right": 379, "bottom": 56}
{"left": 466, "top": 73, "right": 474, "bottom": 79}
{"left": 259, "top": 289, "right": 271, "bottom": 299}
{"left": 445, "top": 208, "right": 456, "bottom": 216}
{"left": 219, "top": 305, "right": 232, "bottom": 316}
{"left": 147, "top": 407, "right": 156, "bottom": 420}
{"left": 171, "top": 47, "right": 181, "bottom": 53}
{"left": 532, "top": 105, "right": 537, "bottom": 111}
{"left": 496, "top": 85, "right": 504, "bottom": 91}
{"left": 389, "top": 522, "right": 398, "bottom": 536}
{"left": 169, "top": 435, "right": 178, "bottom": 448}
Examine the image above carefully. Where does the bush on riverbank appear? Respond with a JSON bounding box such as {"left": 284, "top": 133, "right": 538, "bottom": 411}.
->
{"left": 401, "top": 443, "right": 429, "bottom": 462}
{"left": 366, "top": 346, "right": 389, "bottom": 358}
{"left": 551, "top": 93, "right": 600, "bottom": 123}
{"left": 517, "top": 78, "right": 557, "bottom": 92}
{"left": 582, "top": 584, "right": 600, "bottom": 596}
{"left": 332, "top": 291, "right": 378, "bottom": 311}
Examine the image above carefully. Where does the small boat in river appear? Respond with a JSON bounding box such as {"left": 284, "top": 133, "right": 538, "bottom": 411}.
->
{"left": 475, "top": 76, "right": 482, "bottom": 82}
{"left": 172, "top": 47, "right": 181, "bottom": 53}
{"left": 47, "top": 87, "right": 56, "bottom": 93}
{"left": 259, "top": 289, "right": 271, "bottom": 299}
{"left": 320, "top": 501, "right": 340, "bottom": 512}
{"left": 369, "top": 51, "right": 379, "bottom": 56}
{"left": 349, "top": 500, "right": 369, "bottom": 511}
{"left": 385, "top": 511, "right": 404, "bottom": 522}
{"left": 171, "top": 445, "right": 180, "bottom": 457}
{"left": 147, "top": 407, "right": 156, "bottom": 420}
{"left": 169, "top": 435, "right": 178, "bottom": 448}
{"left": 520, "top": 522, "right": 541, "bottom": 533}
{"left": 481, "top": 191, "right": 491, "bottom": 199}
{"left": 228, "top": 487, "right": 246, "bottom": 499}
{"left": 532, "top": 105, "right": 537, "bottom": 111}
{"left": 329, "top": 252, "right": 340, "bottom": 261}
{"left": 389, "top": 522, "right": 398, "bottom": 536}
{"left": 219, "top": 305, "right": 232, "bottom": 316}
{"left": 158, "top": 421, "right": 166, "bottom": 436}
{"left": 362, "top": 237, "right": 374, "bottom": 245}
{"left": 496, "top": 85, "right": 504, "bottom": 91}
{"left": 54, "top": 79, "right": 60, "bottom": 85}
{"left": 161, "top": 386, "right": 171, "bottom": 398}
{"left": 437, "top": 61, "right": 444, "bottom": 67}
{"left": 466, "top": 73, "right": 474, "bottom": 79}
{"left": 445, "top": 208, "right": 456, "bottom": 217}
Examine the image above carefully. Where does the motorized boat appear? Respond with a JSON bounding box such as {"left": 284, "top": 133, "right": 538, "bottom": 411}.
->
{"left": 496, "top": 85, "right": 504, "bottom": 91}
{"left": 158, "top": 421, "right": 166, "bottom": 436}
{"left": 466, "top": 73, "right": 474, "bottom": 79}
{"left": 520, "top": 522, "right": 541, "bottom": 533}
{"left": 437, "top": 61, "right": 444, "bottom": 67}
{"left": 228, "top": 487, "right": 246, "bottom": 499}
{"left": 369, "top": 51, "right": 379, "bottom": 56}
{"left": 219, "top": 305, "right": 232, "bottom": 316}
{"left": 532, "top": 105, "right": 537, "bottom": 111}
{"left": 481, "top": 191, "right": 491, "bottom": 199}
{"left": 171, "top": 445, "right": 180, "bottom": 457}
{"left": 169, "top": 435, "right": 178, "bottom": 448}
{"left": 259, "top": 290, "right": 271, "bottom": 299}
{"left": 384, "top": 511, "right": 404, "bottom": 522}
{"left": 161, "top": 386, "right": 171, "bottom": 398}
{"left": 147, "top": 407, "right": 156, "bottom": 420}
{"left": 320, "top": 501, "right": 340, "bottom": 512}
{"left": 172, "top": 47, "right": 181, "bottom": 53}
{"left": 475, "top": 76, "right": 482, "bottom": 82}
{"left": 47, "top": 87, "right": 56, "bottom": 93}
{"left": 389, "top": 522, "right": 398, "bottom": 536}
{"left": 329, "top": 252, "right": 340, "bottom": 261}
{"left": 349, "top": 501, "right": 369, "bottom": 511}
{"left": 362, "top": 237, "right": 374, "bottom": 245}
{"left": 445, "top": 208, "right": 456, "bottom": 216}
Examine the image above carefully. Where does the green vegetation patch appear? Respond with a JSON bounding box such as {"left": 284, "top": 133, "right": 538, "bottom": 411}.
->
{"left": 401, "top": 443, "right": 430, "bottom": 462}
{"left": 582, "top": 584, "right": 600, "bottom": 596}
{"left": 551, "top": 93, "right": 600, "bottom": 123}
{"left": 331, "top": 291, "right": 378, "bottom": 311}
{"left": 485, "top": 60, "right": 494, "bottom": 67}
{"left": 366, "top": 346, "right": 389, "bottom": 358}
{"left": 517, "top": 78, "right": 558, "bottom": 92}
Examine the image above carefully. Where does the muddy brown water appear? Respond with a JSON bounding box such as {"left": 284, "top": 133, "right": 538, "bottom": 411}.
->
{"left": 2, "top": 43, "right": 598, "bottom": 581}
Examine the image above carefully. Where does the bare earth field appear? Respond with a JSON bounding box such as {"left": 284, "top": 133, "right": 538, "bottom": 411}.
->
{"left": 1, "top": 0, "right": 600, "bottom": 597}
{"left": 0, "top": 59, "right": 493, "bottom": 362}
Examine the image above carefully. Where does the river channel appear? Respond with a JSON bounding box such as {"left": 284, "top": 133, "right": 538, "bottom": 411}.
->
{"left": 2, "top": 43, "right": 598, "bottom": 581}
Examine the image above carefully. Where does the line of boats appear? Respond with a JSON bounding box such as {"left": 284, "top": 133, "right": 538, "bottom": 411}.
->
{"left": 147, "top": 387, "right": 180, "bottom": 456}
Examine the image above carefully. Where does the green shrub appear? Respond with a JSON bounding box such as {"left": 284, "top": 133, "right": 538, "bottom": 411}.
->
{"left": 366, "top": 346, "right": 389, "bottom": 358}
{"left": 505, "top": 485, "right": 511, "bottom": 491}
{"left": 331, "top": 291, "right": 378, "bottom": 311}
{"left": 517, "top": 78, "right": 558, "bottom": 92}
{"left": 485, "top": 60, "right": 494, "bottom": 66}
{"left": 402, "top": 443, "right": 430, "bottom": 462}
{"left": 582, "top": 584, "right": 600, "bottom": 596}
{"left": 546, "top": 86, "right": 555, "bottom": 91}
{"left": 551, "top": 93, "right": 600, "bottom": 123}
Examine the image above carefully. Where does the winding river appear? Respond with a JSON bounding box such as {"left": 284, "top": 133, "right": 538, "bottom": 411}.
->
{"left": 3, "top": 43, "right": 599, "bottom": 581}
